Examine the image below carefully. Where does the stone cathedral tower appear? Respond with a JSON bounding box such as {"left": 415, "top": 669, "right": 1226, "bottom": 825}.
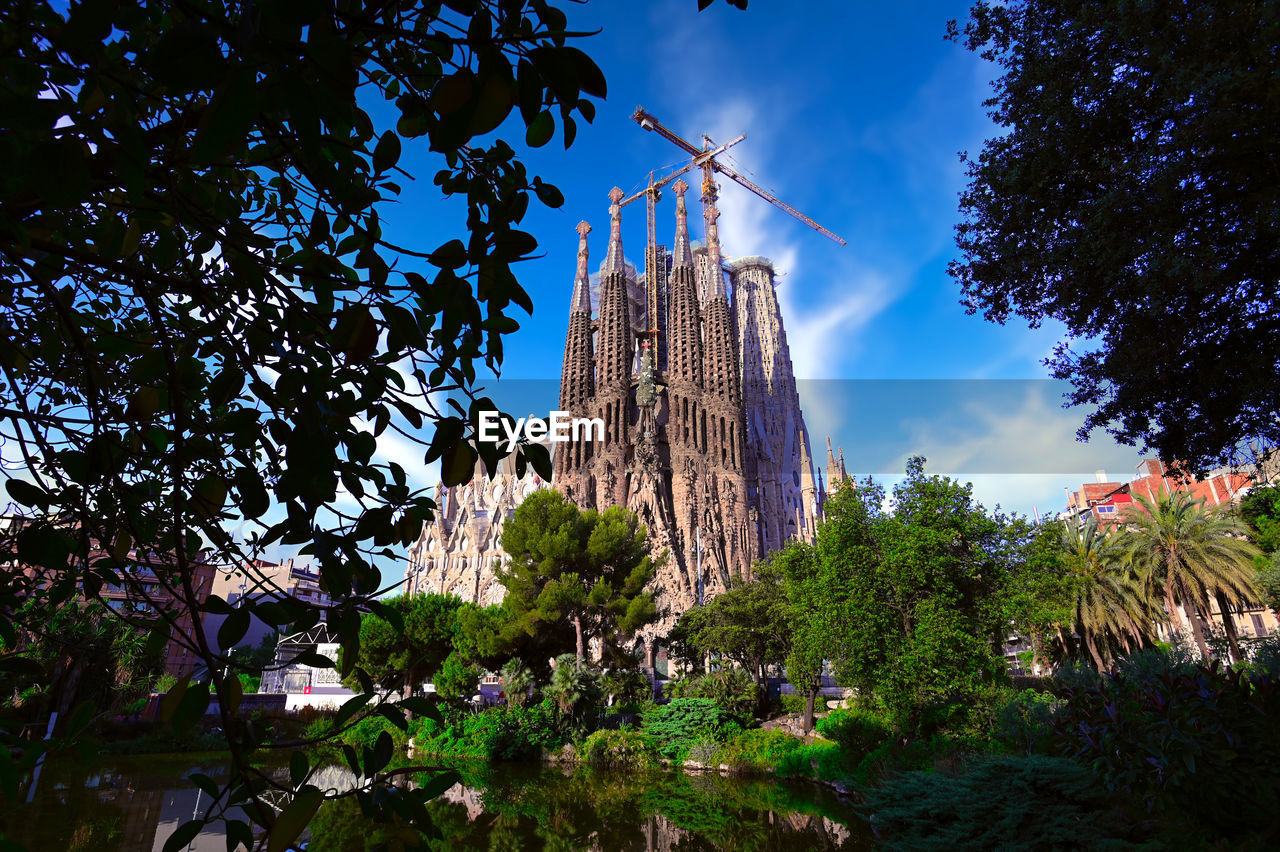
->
{"left": 554, "top": 181, "right": 823, "bottom": 647}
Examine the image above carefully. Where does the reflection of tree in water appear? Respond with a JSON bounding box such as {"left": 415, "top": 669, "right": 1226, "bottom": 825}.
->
{"left": 404, "top": 764, "right": 868, "bottom": 851}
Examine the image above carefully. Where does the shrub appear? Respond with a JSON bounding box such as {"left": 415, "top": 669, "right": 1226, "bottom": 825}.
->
{"left": 715, "top": 729, "right": 805, "bottom": 773}
{"left": 994, "top": 689, "right": 1057, "bottom": 755}
{"left": 601, "top": 666, "right": 652, "bottom": 710}
{"left": 815, "top": 707, "right": 891, "bottom": 757}
{"left": 853, "top": 735, "right": 996, "bottom": 787}
{"left": 664, "top": 668, "right": 759, "bottom": 717}
{"left": 412, "top": 700, "right": 566, "bottom": 761}
{"left": 776, "top": 694, "right": 806, "bottom": 716}
{"left": 580, "top": 728, "right": 656, "bottom": 769}
{"left": 1051, "top": 659, "right": 1280, "bottom": 839}
{"left": 642, "top": 698, "right": 743, "bottom": 761}
{"left": 860, "top": 755, "right": 1142, "bottom": 850}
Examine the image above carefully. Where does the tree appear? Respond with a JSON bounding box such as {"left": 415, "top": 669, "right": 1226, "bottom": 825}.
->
{"left": 499, "top": 658, "right": 535, "bottom": 708}
{"left": 1119, "top": 492, "right": 1260, "bottom": 661}
{"left": 498, "top": 490, "right": 657, "bottom": 661}
{"left": 829, "top": 460, "right": 1018, "bottom": 734}
{"left": 948, "top": 1, "right": 1280, "bottom": 472}
{"left": 0, "top": 1, "right": 746, "bottom": 842}
{"left": 770, "top": 539, "right": 829, "bottom": 733}
{"left": 676, "top": 567, "right": 788, "bottom": 689}
{"left": 1058, "top": 520, "right": 1157, "bottom": 670}
{"left": 1239, "top": 484, "right": 1280, "bottom": 556}
{"left": 341, "top": 593, "right": 465, "bottom": 699}
{"left": 544, "top": 653, "right": 601, "bottom": 731}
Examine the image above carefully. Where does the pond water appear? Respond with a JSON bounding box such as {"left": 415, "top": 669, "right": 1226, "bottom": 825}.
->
{"left": 7, "top": 754, "right": 874, "bottom": 850}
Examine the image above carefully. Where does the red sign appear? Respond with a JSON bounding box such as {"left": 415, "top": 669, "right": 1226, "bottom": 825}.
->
{"left": 303, "top": 686, "right": 311, "bottom": 695}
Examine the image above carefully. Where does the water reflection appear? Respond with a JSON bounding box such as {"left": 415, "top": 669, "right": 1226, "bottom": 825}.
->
{"left": 7, "top": 756, "right": 871, "bottom": 851}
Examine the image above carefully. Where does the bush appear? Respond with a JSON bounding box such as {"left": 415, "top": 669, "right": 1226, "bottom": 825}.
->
{"left": 1051, "top": 659, "right": 1280, "bottom": 839}
{"left": 853, "top": 735, "right": 996, "bottom": 787}
{"left": 776, "top": 694, "right": 806, "bottom": 716}
{"left": 641, "top": 698, "right": 743, "bottom": 761}
{"left": 715, "top": 729, "right": 805, "bottom": 773}
{"left": 860, "top": 755, "right": 1143, "bottom": 850}
{"left": 601, "top": 666, "right": 652, "bottom": 710}
{"left": 412, "top": 699, "right": 566, "bottom": 762}
{"left": 815, "top": 707, "right": 891, "bottom": 757}
{"left": 664, "top": 668, "right": 759, "bottom": 717}
{"left": 994, "top": 689, "right": 1057, "bottom": 755}
{"left": 580, "top": 728, "right": 656, "bottom": 769}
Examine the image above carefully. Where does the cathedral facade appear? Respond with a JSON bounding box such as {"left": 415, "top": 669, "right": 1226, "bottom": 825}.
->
{"left": 406, "top": 179, "right": 836, "bottom": 658}
{"left": 552, "top": 180, "right": 825, "bottom": 644}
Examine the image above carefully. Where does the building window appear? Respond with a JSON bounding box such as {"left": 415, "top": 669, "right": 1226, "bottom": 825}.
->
{"left": 1252, "top": 614, "right": 1269, "bottom": 637}
{"left": 1096, "top": 505, "right": 1116, "bottom": 514}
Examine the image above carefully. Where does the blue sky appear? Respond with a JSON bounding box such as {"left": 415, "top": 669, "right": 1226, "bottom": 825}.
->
{"left": 366, "top": 0, "right": 1147, "bottom": 526}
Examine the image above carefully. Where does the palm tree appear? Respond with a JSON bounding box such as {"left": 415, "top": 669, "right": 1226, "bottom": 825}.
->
{"left": 500, "top": 658, "right": 535, "bottom": 708}
{"left": 545, "top": 653, "right": 601, "bottom": 719}
{"left": 1059, "top": 519, "right": 1158, "bottom": 670}
{"left": 1118, "top": 491, "right": 1261, "bottom": 661}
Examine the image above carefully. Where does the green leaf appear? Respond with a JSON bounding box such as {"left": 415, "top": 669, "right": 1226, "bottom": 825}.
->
{"left": 225, "top": 818, "right": 254, "bottom": 852}
{"left": 373, "top": 131, "right": 401, "bottom": 173}
{"left": 193, "top": 70, "right": 255, "bottom": 164}
{"left": 218, "top": 608, "right": 251, "bottom": 650}
{"left": 428, "top": 239, "right": 467, "bottom": 269}
{"left": 526, "top": 111, "right": 554, "bottom": 148}
{"left": 162, "top": 819, "right": 206, "bottom": 852}
{"left": 159, "top": 675, "right": 192, "bottom": 722}
{"left": 332, "top": 692, "right": 375, "bottom": 730}
{"left": 266, "top": 787, "right": 324, "bottom": 852}
{"left": 291, "top": 651, "right": 335, "bottom": 669}
{"left": 534, "top": 182, "right": 564, "bottom": 208}
{"left": 189, "top": 772, "right": 220, "bottom": 797}
{"left": 416, "top": 770, "right": 461, "bottom": 801}
{"left": 172, "top": 681, "right": 211, "bottom": 732}
{"left": 398, "top": 696, "right": 443, "bottom": 723}
{"left": 289, "top": 751, "right": 309, "bottom": 788}
{"left": 224, "top": 673, "right": 244, "bottom": 717}
{"left": 5, "top": 479, "right": 48, "bottom": 508}
{"left": 440, "top": 440, "right": 476, "bottom": 487}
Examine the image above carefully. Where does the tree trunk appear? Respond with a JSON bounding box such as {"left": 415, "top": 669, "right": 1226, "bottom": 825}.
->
{"left": 574, "top": 616, "right": 585, "bottom": 661}
{"left": 1184, "top": 594, "right": 1211, "bottom": 661}
{"left": 1214, "top": 589, "right": 1242, "bottom": 663}
{"left": 803, "top": 691, "right": 816, "bottom": 734}
{"left": 1084, "top": 629, "right": 1107, "bottom": 672}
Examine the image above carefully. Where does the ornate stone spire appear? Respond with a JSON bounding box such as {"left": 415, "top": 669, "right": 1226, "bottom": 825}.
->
{"left": 838, "top": 448, "right": 848, "bottom": 483}
{"left": 571, "top": 220, "right": 592, "bottom": 314}
{"left": 672, "top": 179, "right": 693, "bottom": 268}
{"left": 826, "top": 436, "right": 839, "bottom": 484}
{"left": 604, "top": 186, "right": 625, "bottom": 275}
{"left": 701, "top": 178, "right": 727, "bottom": 299}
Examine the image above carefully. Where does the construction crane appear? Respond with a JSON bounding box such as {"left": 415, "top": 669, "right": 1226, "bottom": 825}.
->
{"left": 618, "top": 134, "right": 746, "bottom": 340}
{"left": 632, "top": 106, "right": 847, "bottom": 247}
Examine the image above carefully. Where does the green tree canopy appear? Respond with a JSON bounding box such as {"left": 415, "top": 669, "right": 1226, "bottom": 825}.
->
{"left": 498, "top": 490, "right": 657, "bottom": 662}
{"left": 949, "top": 0, "right": 1280, "bottom": 472}
{"left": 341, "top": 593, "right": 467, "bottom": 699}
{"left": 0, "top": 1, "right": 748, "bottom": 842}
{"left": 826, "top": 460, "right": 1022, "bottom": 733}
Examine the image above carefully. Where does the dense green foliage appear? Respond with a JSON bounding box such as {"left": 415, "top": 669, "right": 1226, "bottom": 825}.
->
{"left": 824, "top": 460, "right": 1021, "bottom": 734}
{"left": 499, "top": 490, "right": 658, "bottom": 662}
{"left": 0, "top": 0, "right": 741, "bottom": 844}
{"left": 0, "top": 599, "right": 161, "bottom": 729}
{"left": 640, "top": 698, "right": 743, "bottom": 761}
{"left": 949, "top": 0, "right": 1280, "bottom": 472}
{"left": 663, "top": 668, "right": 758, "bottom": 718}
{"left": 861, "top": 755, "right": 1142, "bottom": 850}
{"left": 1051, "top": 658, "right": 1280, "bottom": 840}
{"left": 340, "top": 594, "right": 467, "bottom": 697}
{"left": 412, "top": 700, "right": 565, "bottom": 762}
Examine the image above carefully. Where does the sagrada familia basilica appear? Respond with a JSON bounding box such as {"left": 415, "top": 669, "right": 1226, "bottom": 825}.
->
{"left": 406, "top": 150, "right": 850, "bottom": 661}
